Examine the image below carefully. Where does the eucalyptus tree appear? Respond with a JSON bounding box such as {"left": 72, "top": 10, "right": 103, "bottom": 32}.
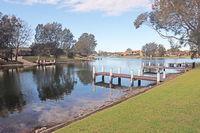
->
{"left": 0, "top": 13, "right": 31, "bottom": 61}
{"left": 157, "top": 44, "right": 166, "bottom": 57}
{"left": 10, "top": 17, "right": 31, "bottom": 61}
{"left": 142, "top": 42, "right": 158, "bottom": 57}
{"left": 34, "top": 22, "right": 75, "bottom": 57}
{"left": 75, "top": 33, "right": 97, "bottom": 56}
{"left": 134, "top": 0, "right": 200, "bottom": 57}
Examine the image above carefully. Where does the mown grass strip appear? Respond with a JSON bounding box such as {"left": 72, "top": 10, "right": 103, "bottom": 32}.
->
{"left": 55, "top": 68, "right": 200, "bottom": 133}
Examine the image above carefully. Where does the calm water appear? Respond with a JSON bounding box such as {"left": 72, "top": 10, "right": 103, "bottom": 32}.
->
{"left": 0, "top": 57, "right": 199, "bottom": 133}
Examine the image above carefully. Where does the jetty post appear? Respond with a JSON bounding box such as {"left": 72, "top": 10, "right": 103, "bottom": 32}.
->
{"left": 130, "top": 70, "right": 134, "bottom": 87}
{"left": 109, "top": 68, "right": 113, "bottom": 84}
{"left": 149, "top": 62, "right": 151, "bottom": 66}
{"left": 101, "top": 66, "right": 105, "bottom": 82}
{"left": 93, "top": 66, "right": 96, "bottom": 82}
{"left": 163, "top": 69, "right": 166, "bottom": 79}
{"left": 138, "top": 70, "right": 141, "bottom": 86}
{"left": 141, "top": 62, "right": 145, "bottom": 73}
{"left": 157, "top": 69, "right": 161, "bottom": 84}
{"left": 118, "top": 67, "right": 121, "bottom": 85}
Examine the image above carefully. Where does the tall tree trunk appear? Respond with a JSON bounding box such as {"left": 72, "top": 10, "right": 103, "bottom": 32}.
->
{"left": 15, "top": 45, "right": 19, "bottom": 61}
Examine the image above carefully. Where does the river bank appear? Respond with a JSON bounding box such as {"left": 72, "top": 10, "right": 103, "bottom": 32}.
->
{"left": 110, "top": 55, "right": 194, "bottom": 59}
{"left": 37, "top": 72, "right": 182, "bottom": 133}
{"left": 0, "top": 56, "right": 94, "bottom": 68}
{"left": 53, "top": 67, "right": 200, "bottom": 133}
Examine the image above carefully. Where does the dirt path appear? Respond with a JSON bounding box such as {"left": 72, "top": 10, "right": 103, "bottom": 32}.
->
{"left": 18, "top": 56, "right": 37, "bottom": 66}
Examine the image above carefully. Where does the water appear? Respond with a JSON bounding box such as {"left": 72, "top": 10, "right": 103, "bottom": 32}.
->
{"left": 0, "top": 57, "right": 199, "bottom": 133}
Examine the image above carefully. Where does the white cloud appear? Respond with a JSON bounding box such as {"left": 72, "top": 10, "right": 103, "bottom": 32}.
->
{"left": 3, "top": 0, "right": 151, "bottom": 15}
{"left": 3, "top": 0, "right": 60, "bottom": 5}
{"left": 64, "top": 0, "right": 151, "bottom": 15}
{"left": 26, "top": 0, "right": 60, "bottom": 4}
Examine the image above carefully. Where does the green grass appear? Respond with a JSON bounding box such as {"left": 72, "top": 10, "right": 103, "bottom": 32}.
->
{"left": 22, "top": 56, "right": 55, "bottom": 62}
{"left": 23, "top": 55, "right": 89, "bottom": 62}
{"left": 55, "top": 68, "right": 200, "bottom": 133}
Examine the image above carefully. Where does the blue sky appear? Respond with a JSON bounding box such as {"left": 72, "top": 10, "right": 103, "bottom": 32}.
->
{"left": 0, "top": 0, "right": 174, "bottom": 52}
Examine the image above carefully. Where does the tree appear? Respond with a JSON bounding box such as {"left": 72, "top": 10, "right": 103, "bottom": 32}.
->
{"left": 157, "top": 44, "right": 166, "bottom": 57}
{"left": 142, "top": 42, "right": 158, "bottom": 57}
{"left": 0, "top": 14, "right": 14, "bottom": 61}
{"left": 33, "top": 22, "right": 75, "bottom": 58}
{"left": 0, "top": 13, "right": 11, "bottom": 49}
{"left": 10, "top": 17, "right": 31, "bottom": 61}
{"left": 74, "top": 33, "right": 97, "bottom": 56}
{"left": 0, "top": 13, "right": 31, "bottom": 61}
{"left": 126, "top": 48, "right": 132, "bottom": 51}
{"left": 169, "top": 41, "right": 181, "bottom": 53}
{"left": 134, "top": 0, "right": 200, "bottom": 57}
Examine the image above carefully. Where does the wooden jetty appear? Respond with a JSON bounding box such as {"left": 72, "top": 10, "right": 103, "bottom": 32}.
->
{"left": 142, "top": 62, "right": 194, "bottom": 74}
{"left": 93, "top": 66, "right": 165, "bottom": 87}
{"left": 94, "top": 82, "right": 128, "bottom": 89}
{"left": 36, "top": 59, "right": 56, "bottom": 66}
{"left": 168, "top": 62, "right": 195, "bottom": 68}
{"left": 143, "top": 66, "right": 190, "bottom": 72}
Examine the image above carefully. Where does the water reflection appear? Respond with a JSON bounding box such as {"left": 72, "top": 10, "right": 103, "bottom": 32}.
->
{"left": 0, "top": 68, "right": 26, "bottom": 117}
{"left": 0, "top": 58, "right": 199, "bottom": 133}
{"left": 33, "top": 65, "right": 76, "bottom": 101}
{"left": 76, "top": 62, "right": 93, "bottom": 85}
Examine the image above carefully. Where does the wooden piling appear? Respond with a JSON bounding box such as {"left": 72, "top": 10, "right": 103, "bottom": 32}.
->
{"left": 157, "top": 69, "right": 160, "bottom": 84}
{"left": 141, "top": 63, "right": 145, "bottom": 73}
{"left": 138, "top": 80, "right": 141, "bottom": 87}
{"left": 130, "top": 70, "right": 134, "bottom": 87}
{"left": 102, "top": 66, "right": 105, "bottom": 82}
{"left": 118, "top": 68, "right": 121, "bottom": 85}
{"left": 93, "top": 66, "right": 96, "bottom": 82}
{"left": 163, "top": 69, "right": 166, "bottom": 79}
{"left": 109, "top": 68, "right": 113, "bottom": 84}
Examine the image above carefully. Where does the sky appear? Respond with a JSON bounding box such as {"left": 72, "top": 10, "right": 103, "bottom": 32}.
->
{"left": 0, "top": 0, "right": 178, "bottom": 52}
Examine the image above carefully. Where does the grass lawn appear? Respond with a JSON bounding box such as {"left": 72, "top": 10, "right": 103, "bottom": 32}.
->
{"left": 55, "top": 68, "right": 200, "bottom": 133}
{"left": 23, "top": 56, "right": 89, "bottom": 62}
{"left": 22, "top": 56, "right": 55, "bottom": 62}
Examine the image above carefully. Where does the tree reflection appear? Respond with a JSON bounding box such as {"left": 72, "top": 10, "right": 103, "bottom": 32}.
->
{"left": 33, "top": 65, "right": 76, "bottom": 101}
{"left": 0, "top": 68, "right": 26, "bottom": 117}
{"left": 75, "top": 62, "right": 93, "bottom": 85}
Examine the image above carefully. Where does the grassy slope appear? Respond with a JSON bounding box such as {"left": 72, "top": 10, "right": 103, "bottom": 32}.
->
{"left": 55, "top": 68, "right": 200, "bottom": 133}
{"left": 22, "top": 56, "right": 90, "bottom": 62}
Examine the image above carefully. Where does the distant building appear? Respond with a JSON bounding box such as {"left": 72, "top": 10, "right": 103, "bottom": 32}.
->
{"left": 121, "top": 50, "right": 142, "bottom": 56}
{"left": 13, "top": 47, "right": 32, "bottom": 56}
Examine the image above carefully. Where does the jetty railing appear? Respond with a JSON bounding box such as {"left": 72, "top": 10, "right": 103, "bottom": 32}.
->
{"left": 36, "top": 59, "right": 56, "bottom": 66}
{"left": 93, "top": 62, "right": 195, "bottom": 88}
{"left": 93, "top": 66, "right": 165, "bottom": 87}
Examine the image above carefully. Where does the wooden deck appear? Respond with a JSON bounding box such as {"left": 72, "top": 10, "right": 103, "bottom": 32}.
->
{"left": 95, "top": 72, "right": 164, "bottom": 82}
{"left": 143, "top": 66, "right": 190, "bottom": 71}
{"left": 37, "top": 60, "right": 56, "bottom": 66}
{"left": 94, "top": 82, "right": 128, "bottom": 89}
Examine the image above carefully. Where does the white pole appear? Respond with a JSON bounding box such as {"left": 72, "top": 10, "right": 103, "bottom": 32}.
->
{"left": 131, "top": 70, "right": 134, "bottom": 86}
{"left": 109, "top": 68, "right": 113, "bottom": 83}
{"left": 149, "top": 62, "right": 151, "bottom": 66}
{"left": 142, "top": 62, "right": 145, "bottom": 67}
{"left": 163, "top": 69, "right": 166, "bottom": 79}
{"left": 157, "top": 70, "right": 160, "bottom": 83}
{"left": 110, "top": 68, "right": 113, "bottom": 76}
{"left": 102, "top": 65, "right": 105, "bottom": 72}
{"left": 93, "top": 66, "right": 96, "bottom": 81}
{"left": 118, "top": 67, "right": 121, "bottom": 74}
{"left": 138, "top": 70, "right": 141, "bottom": 76}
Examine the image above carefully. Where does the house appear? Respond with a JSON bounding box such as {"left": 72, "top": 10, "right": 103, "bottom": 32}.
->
{"left": 121, "top": 50, "right": 142, "bottom": 56}
{"left": 13, "top": 47, "right": 32, "bottom": 56}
